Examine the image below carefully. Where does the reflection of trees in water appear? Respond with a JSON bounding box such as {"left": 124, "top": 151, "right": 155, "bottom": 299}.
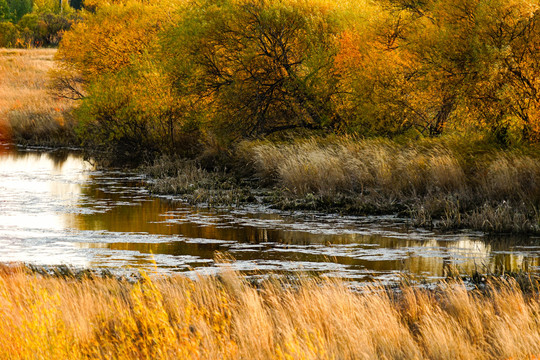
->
{"left": 47, "top": 150, "right": 70, "bottom": 168}
{"left": 82, "top": 232, "right": 540, "bottom": 278}
{"left": 75, "top": 183, "right": 290, "bottom": 242}
{"left": 1, "top": 150, "right": 77, "bottom": 169}
{"left": 104, "top": 241, "right": 222, "bottom": 260}
{"left": 0, "top": 142, "right": 14, "bottom": 155}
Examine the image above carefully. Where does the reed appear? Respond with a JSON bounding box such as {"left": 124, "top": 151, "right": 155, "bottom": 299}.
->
{"left": 246, "top": 138, "right": 532, "bottom": 197}
{"left": 0, "top": 264, "right": 539, "bottom": 359}
{"left": 242, "top": 137, "right": 540, "bottom": 233}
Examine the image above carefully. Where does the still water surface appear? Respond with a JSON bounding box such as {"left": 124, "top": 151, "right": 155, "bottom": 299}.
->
{"left": 1, "top": 148, "right": 539, "bottom": 282}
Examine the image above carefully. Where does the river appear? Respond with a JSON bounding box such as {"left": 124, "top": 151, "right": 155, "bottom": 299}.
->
{"left": 1, "top": 147, "right": 539, "bottom": 283}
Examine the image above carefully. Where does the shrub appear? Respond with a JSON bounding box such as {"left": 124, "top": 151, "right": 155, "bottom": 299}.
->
{"left": 0, "top": 21, "right": 18, "bottom": 47}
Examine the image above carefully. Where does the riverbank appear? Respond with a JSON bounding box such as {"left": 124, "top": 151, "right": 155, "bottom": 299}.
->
{"left": 0, "top": 264, "right": 539, "bottom": 359}
{"left": 0, "top": 48, "right": 78, "bottom": 147}
{"left": 144, "top": 136, "right": 540, "bottom": 235}
{"left": 3, "top": 49, "right": 540, "bottom": 235}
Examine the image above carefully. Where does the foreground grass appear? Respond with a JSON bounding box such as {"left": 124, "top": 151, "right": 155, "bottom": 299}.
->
{"left": 0, "top": 48, "right": 78, "bottom": 146}
{"left": 1, "top": 265, "right": 540, "bottom": 359}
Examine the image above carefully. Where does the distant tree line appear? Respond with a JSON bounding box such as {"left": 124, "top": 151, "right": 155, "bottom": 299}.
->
{"left": 0, "top": 0, "right": 80, "bottom": 47}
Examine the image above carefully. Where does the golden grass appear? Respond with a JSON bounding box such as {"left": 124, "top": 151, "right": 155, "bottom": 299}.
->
{"left": 0, "top": 48, "right": 76, "bottom": 145}
{"left": 240, "top": 137, "right": 540, "bottom": 232}
{"left": 248, "top": 138, "right": 469, "bottom": 196}
{"left": 245, "top": 138, "right": 540, "bottom": 198}
{"left": 1, "top": 265, "right": 540, "bottom": 359}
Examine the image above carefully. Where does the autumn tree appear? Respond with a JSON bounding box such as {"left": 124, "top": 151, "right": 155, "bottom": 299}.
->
{"left": 54, "top": 0, "right": 540, "bottom": 159}
{"left": 164, "top": 0, "right": 344, "bottom": 139}
{"left": 56, "top": 0, "right": 193, "bottom": 159}
{"left": 333, "top": 2, "right": 422, "bottom": 136}
{"left": 465, "top": 0, "right": 540, "bottom": 142}
{"left": 57, "top": 0, "right": 174, "bottom": 78}
{"left": 337, "top": 0, "right": 540, "bottom": 141}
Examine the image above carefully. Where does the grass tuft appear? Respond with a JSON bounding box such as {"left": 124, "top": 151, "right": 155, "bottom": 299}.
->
{"left": 143, "top": 156, "right": 256, "bottom": 207}
{"left": 240, "top": 137, "right": 540, "bottom": 233}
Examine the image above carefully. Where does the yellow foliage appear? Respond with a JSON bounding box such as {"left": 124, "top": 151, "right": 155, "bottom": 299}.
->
{"left": 55, "top": 0, "right": 540, "bottom": 144}
{"left": 33, "top": 0, "right": 73, "bottom": 13}
{"left": 58, "top": 0, "right": 184, "bottom": 78}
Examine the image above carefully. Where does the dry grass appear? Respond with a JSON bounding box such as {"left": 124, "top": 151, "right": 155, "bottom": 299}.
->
{"left": 246, "top": 138, "right": 470, "bottom": 196}
{"left": 0, "top": 48, "right": 77, "bottom": 146}
{"left": 144, "top": 156, "right": 256, "bottom": 206}
{"left": 1, "top": 264, "right": 540, "bottom": 359}
{"left": 245, "top": 138, "right": 540, "bottom": 198}
{"left": 241, "top": 138, "right": 540, "bottom": 233}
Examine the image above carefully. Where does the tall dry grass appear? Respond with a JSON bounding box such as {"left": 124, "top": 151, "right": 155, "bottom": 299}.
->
{"left": 0, "top": 265, "right": 540, "bottom": 359}
{"left": 242, "top": 138, "right": 540, "bottom": 232}
{"left": 0, "top": 48, "right": 77, "bottom": 146}
{"left": 245, "top": 138, "right": 540, "bottom": 198}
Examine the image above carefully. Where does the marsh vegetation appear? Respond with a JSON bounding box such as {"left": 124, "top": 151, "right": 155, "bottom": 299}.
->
{"left": 2, "top": 1, "right": 540, "bottom": 357}
{"left": 2, "top": 0, "right": 540, "bottom": 234}
{"left": 146, "top": 137, "right": 540, "bottom": 233}
{"left": 1, "top": 264, "right": 540, "bottom": 360}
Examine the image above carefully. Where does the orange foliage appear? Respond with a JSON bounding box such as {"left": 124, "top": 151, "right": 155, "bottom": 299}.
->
{"left": 55, "top": 0, "right": 540, "bottom": 146}
{"left": 58, "top": 0, "right": 184, "bottom": 78}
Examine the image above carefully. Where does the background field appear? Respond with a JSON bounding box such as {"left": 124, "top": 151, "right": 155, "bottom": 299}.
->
{"left": 0, "top": 48, "right": 76, "bottom": 146}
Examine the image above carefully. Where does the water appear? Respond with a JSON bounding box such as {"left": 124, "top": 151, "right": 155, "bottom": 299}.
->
{"left": 1, "top": 147, "right": 539, "bottom": 283}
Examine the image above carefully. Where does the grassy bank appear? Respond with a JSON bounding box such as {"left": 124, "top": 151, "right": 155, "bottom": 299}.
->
{"left": 0, "top": 48, "right": 78, "bottom": 147}
{"left": 0, "top": 264, "right": 539, "bottom": 359}
{"left": 147, "top": 136, "right": 540, "bottom": 234}
{"left": 144, "top": 156, "right": 257, "bottom": 207}
{"left": 4, "top": 49, "right": 540, "bottom": 235}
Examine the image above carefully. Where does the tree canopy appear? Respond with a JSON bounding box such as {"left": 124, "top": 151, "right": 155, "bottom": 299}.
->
{"left": 53, "top": 0, "right": 540, "bottom": 158}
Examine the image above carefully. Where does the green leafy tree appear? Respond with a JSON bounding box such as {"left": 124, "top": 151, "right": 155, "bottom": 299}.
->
{"left": 6, "top": 0, "right": 32, "bottom": 21}
{"left": 17, "top": 12, "right": 74, "bottom": 46}
{"left": 0, "top": 21, "right": 18, "bottom": 46}
{"left": 0, "top": 0, "right": 13, "bottom": 21}
{"left": 33, "top": 0, "right": 73, "bottom": 14}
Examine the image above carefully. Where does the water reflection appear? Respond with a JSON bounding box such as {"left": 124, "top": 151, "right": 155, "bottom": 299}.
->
{"left": 0, "top": 149, "right": 539, "bottom": 282}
